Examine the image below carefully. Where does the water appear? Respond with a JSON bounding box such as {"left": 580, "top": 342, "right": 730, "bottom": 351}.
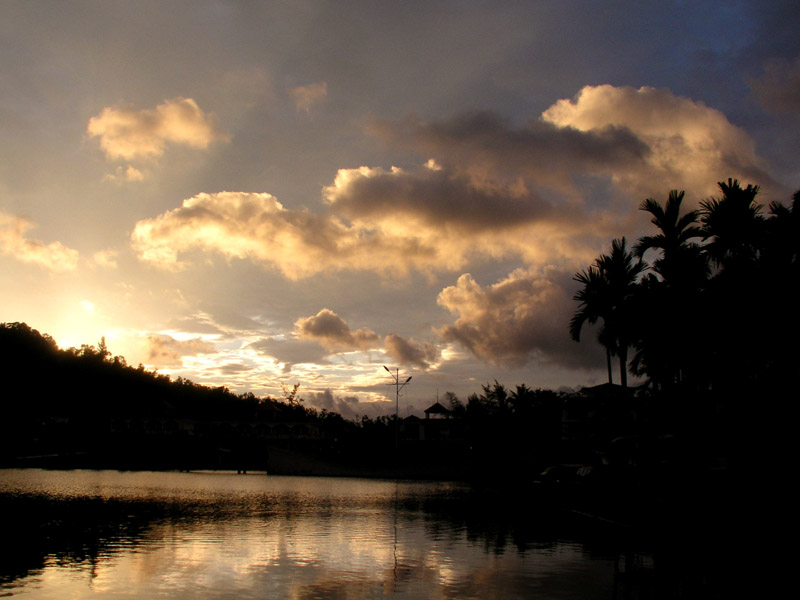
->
{"left": 0, "top": 469, "right": 639, "bottom": 598}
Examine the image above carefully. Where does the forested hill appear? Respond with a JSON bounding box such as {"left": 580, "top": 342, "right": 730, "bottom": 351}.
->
{"left": 0, "top": 321, "right": 305, "bottom": 423}
{"left": 0, "top": 322, "right": 330, "bottom": 470}
{"left": 0, "top": 322, "right": 563, "bottom": 479}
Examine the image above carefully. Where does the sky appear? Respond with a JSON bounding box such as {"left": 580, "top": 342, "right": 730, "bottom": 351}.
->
{"left": 2, "top": 0, "right": 799, "bottom": 418}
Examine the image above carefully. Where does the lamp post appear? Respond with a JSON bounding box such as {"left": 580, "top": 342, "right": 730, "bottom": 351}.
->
{"left": 384, "top": 366, "right": 411, "bottom": 451}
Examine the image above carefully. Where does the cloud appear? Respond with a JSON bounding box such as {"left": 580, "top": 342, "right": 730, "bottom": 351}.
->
{"left": 324, "top": 161, "right": 560, "bottom": 231}
{"left": 304, "top": 388, "right": 393, "bottom": 420}
{"left": 103, "top": 165, "right": 146, "bottom": 183}
{"left": 383, "top": 333, "right": 438, "bottom": 369}
{"left": 373, "top": 84, "right": 780, "bottom": 202}
{"left": 128, "top": 189, "right": 443, "bottom": 276}
{"left": 540, "top": 84, "right": 778, "bottom": 199}
{"left": 323, "top": 163, "right": 596, "bottom": 271}
{"left": 368, "top": 111, "right": 649, "bottom": 199}
{"left": 92, "top": 249, "right": 118, "bottom": 269}
{"left": 218, "top": 363, "right": 250, "bottom": 375}
{"left": 145, "top": 333, "right": 216, "bottom": 367}
{"left": 293, "top": 310, "right": 438, "bottom": 368}
{"left": 0, "top": 212, "right": 79, "bottom": 271}
{"left": 436, "top": 267, "right": 601, "bottom": 369}
{"left": 290, "top": 82, "right": 328, "bottom": 113}
{"left": 87, "top": 97, "right": 229, "bottom": 161}
{"left": 131, "top": 191, "right": 357, "bottom": 277}
{"left": 131, "top": 180, "right": 602, "bottom": 279}
{"left": 294, "top": 308, "right": 380, "bottom": 352}
{"left": 248, "top": 337, "right": 328, "bottom": 370}
{"left": 131, "top": 85, "right": 780, "bottom": 282}
{"left": 750, "top": 57, "right": 800, "bottom": 119}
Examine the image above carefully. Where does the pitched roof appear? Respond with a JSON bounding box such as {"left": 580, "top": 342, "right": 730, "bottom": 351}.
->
{"left": 424, "top": 401, "right": 451, "bottom": 415}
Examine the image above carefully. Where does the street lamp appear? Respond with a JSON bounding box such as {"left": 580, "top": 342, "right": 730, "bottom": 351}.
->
{"left": 384, "top": 366, "right": 412, "bottom": 450}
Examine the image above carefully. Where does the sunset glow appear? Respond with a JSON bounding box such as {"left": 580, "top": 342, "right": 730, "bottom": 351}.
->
{"left": 2, "top": 1, "right": 798, "bottom": 415}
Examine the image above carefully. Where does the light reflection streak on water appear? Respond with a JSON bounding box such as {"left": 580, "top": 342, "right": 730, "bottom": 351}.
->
{"left": 0, "top": 469, "right": 618, "bottom": 599}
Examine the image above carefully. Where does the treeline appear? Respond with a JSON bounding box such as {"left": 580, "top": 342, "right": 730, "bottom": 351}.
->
{"left": 352, "top": 383, "right": 565, "bottom": 479}
{"left": 0, "top": 322, "right": 331, "bottom": 469}
{"left": 0, "top": 322, "right": 595, "bottom": 479}
{"left": 571, "top": 179, "right": 798, "bottom": 396}
{"left": 0, "top": 321, "right": 315, "bottom": 422}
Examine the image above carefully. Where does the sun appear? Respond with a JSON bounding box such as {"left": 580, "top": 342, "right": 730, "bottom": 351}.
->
{"left": 55, "top": 299, "right": 101, "bottom": 350}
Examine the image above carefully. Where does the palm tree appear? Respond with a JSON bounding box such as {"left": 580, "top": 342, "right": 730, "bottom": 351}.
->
{"left": 700, "top": 179, "right": 764, "bottom": 272}
{"left": 571, "top": 238, "right": 644, "bottom": 388}
{"left": 598, "top": 238, "right": 645, "bottom": 388}
{"left": 635, "top": 190, "right": 707, "bottom": 288}
{"left": 699, "top": 179, "right": 766, "bottom": 392}
{"left": 759, "top": 191, "right": 799, "bottom": 390}
{"left": 570, "top": 264, "right": 615, "bottom": 384}
{"left": 632, "top": 191, "right": 707, "bottom": 389}
{"left": 765, "top": 190, "right": 799, "bottom": 272}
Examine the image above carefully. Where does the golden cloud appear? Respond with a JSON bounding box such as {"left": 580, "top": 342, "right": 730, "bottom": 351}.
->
{"left": 131, "top": 182, "right": 602, "bottom": 279}
{"left": 130, "top": 85, "right": 780, "bottom": 282}
{"left": 0, "top": 212, "right": 79, "bottom": 271}
{"left": 541, "top": 84, "right": 778, "bottom": 200}
{"left": 372, "top": 84, "right": 781, "bottom": 204}
{"left": 131, "top": 191, "right": 357, "bottom": 277}
{"left": 131, "top": 165, "right": 613, "bottom": 280}
{"left": 87, "top": 97, "right": 229, "bottom": 161}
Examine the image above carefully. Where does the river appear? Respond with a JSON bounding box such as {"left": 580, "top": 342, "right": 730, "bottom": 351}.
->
{"left": 0, "top": 468, "right": 724, "bottom": 598}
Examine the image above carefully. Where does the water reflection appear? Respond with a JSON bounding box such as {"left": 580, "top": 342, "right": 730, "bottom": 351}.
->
{"left": 1, "top": 469, "right": 627, "bottom": 598}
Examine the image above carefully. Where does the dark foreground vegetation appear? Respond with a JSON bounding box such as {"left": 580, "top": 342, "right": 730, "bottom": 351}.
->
{"left": 567, "top": 180, "right": 797, "bottom": 502}
{"left": 0, "top": 319, "right": 752, "bottom": 491}
{"left": 0, "top": 320, "right": 565, "bottom": 480}
{"left": 571, "top": 179, "right": 797, "bottom": 398}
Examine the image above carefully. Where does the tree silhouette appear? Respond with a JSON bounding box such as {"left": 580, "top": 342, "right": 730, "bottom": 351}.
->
{"left": 755, "top": 191, "right": 798, "bottom": 390}
{"left": 631, "top": 191, "right": 707, "bottom": 389}
{"left": 571, "top": 238, "right": 644, "bottom": 388}
{"left": 697, "top": 180, "right": 768, "bottom": 391}
{"left": 700, "top": 179, "right": 764, "bottom": 272}
{"left": 570, "top": 264, "right": 615, "bottom": 383}
{"left": 635, "top": 190, "right": 707, "bottom": 289}
{"left": 764, "top": 190, "right": 799, "bottom": 274}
